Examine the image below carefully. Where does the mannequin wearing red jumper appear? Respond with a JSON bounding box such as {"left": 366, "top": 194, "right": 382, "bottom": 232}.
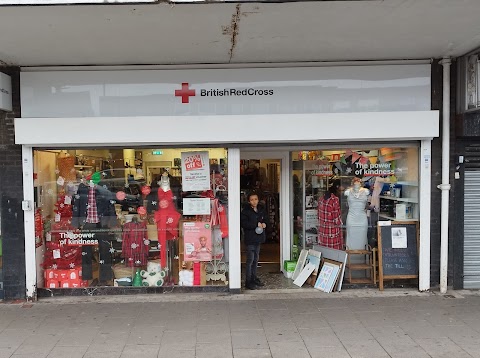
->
{"left": 154, "top": 173, "right": 181, "bottom": 267}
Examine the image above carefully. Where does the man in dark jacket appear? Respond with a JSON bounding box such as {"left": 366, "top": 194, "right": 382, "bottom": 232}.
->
{"left": 241, "top": 192, "right": 268, "bottom": 290}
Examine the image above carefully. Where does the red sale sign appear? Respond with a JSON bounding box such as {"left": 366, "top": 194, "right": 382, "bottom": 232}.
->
{"left": 184, "top": 154, "right": 204, "bottom": 171}
{"left": 181, "top": 151, "right": 210, "bottom": 191}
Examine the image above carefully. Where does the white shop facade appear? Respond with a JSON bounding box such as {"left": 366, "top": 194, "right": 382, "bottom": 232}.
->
{"left": 15, "top": 63, "right": 438, "bottom": 299}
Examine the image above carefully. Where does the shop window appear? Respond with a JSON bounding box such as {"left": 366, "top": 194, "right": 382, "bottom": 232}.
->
{"left": 34, "top": 148, "right": 229, "bottom": 289}
{"left": 291, "top": 147, "right": 419, "bottom": 258}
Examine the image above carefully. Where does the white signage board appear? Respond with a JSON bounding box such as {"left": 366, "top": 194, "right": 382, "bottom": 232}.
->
{"left": 20, "top": 65, "right": 431, "bottom": 118}
{"left": 183, "top": 198, "right": 211, "bottom": 215}
{"left": 0, "top": 72, "right": 12, "bottom": 112}
{"left": 181, "top": 151, "right": 210, "bottom": 192}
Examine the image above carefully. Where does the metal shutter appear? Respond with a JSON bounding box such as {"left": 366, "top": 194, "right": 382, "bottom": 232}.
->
{"left": 464, "top": 145, "right": 480, "bottom": 288}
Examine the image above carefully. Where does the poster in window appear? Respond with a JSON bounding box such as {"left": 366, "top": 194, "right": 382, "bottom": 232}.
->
{"left": 183, "top": 222, "right": 212, "bottom": 262}
{"left": 181, "top": 151, "right": 210, "bottom": 192}
{"left": 391, "top": 227, "right": 407, "bottom": 249}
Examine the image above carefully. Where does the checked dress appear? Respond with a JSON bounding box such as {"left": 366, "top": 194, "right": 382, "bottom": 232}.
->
{"left": 317, "top": 193, "right": 344, "bottom": 250}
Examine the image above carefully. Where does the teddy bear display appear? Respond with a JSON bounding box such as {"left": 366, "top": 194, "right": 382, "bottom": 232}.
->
{"left": 140, "top": 261, "right": 167, "bottom": 287}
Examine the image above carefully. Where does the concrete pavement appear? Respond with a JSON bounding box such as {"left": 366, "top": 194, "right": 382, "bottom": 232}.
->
{"left": 1, "top": 289, "right": 480, "bottom": 358}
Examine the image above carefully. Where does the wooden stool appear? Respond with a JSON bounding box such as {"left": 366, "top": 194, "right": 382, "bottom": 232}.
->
{"left": 345, "top": 249, "right": 375, "bottom": 284}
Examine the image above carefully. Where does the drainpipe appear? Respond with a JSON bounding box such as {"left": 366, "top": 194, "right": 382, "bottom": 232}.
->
{"left": 438, "top": 57, "right": 451, "bottom": 294}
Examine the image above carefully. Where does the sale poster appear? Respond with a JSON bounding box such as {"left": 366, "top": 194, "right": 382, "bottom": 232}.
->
{"left": 183, "top": 222, "right": 212, "bottom": 262}
{"left": 181, "top": 151, "right": 210, "bottom": 192}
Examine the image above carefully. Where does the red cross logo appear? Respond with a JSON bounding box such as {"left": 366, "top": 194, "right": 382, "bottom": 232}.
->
{"left": 175, "top": 83, "right": 196, "bottom": 103}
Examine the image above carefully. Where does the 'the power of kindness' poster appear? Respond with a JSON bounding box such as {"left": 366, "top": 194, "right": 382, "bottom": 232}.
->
{"left": 181, "top": 151, "right": 210, "bottom": 192}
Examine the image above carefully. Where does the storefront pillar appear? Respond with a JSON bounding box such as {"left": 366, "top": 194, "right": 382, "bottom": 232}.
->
{"left": 419, "top": 139, "right": 432, "bottom": 291}
{"left": 227, "top": 148, "right": 241, "bottom": 293}
{"left": 22, "top": 145, "right": 36, "bottom": 300}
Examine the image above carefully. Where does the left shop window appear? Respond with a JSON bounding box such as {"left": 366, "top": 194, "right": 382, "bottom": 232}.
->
{"left": 34, "top": 148, "right": 229, "bottom": 289}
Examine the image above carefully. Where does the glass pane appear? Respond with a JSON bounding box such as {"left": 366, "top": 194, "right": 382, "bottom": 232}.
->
{"left": 291, "top": 147, "right": 419, "bottom": 256}
{"left": 34, "top": 148, "right": 229, "bottom": 289}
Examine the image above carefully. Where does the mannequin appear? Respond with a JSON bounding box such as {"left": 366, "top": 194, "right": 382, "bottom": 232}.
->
{"left": 72, "top": 179, "right": 117, "bottom": 282}
{"left": 154, "top": 172, "right": 181, "bottom": 268}
{"left": 344, "top": 177, "right": 369, "bottom": 250}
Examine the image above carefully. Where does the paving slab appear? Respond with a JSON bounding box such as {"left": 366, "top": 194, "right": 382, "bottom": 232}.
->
{"left": 1, "top": 289, "right": 480, "bottom": 358}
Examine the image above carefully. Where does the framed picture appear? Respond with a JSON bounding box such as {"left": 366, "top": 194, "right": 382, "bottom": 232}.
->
{"left": 315, "top": 261, "right": 341, "bottom": 293}
{"left": 307, "top": 249, "right": 322, "bottom": 275}
{"left": 293, "top": 263, "right": 315, "bottom": 287}
{"left": 321, "top": 258, "right": 344, "bottom": 292}
{"left": 292, "top": 249, "right": 309, "bottom": 281}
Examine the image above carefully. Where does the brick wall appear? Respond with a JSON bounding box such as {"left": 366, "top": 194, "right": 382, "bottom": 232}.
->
{"left": 0, "top": 67, "right": 25, "bottom": 300}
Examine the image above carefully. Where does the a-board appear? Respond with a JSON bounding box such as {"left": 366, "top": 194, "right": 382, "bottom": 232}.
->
{"left": 378, "top": 221, "right": 419, "bottom": 291}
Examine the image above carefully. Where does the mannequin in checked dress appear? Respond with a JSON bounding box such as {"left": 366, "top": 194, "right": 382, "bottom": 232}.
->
{"left": 154, "top": 172, "right": 181, "bottom": 268}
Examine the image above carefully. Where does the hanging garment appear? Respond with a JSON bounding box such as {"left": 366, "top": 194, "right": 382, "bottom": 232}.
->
{"left": 121, "top": 221, "right": 149, "bottom": 267}
{"left": 206, "top": 198, "right": 229, "bottom": 239}
{"left": 85, "top": 186, "right": 100, "bottom": 224}
{"left": 317, "top": 194, "right": 343, "bottom": 250}
{"left": 154, "top": 189, "right": 181, "bottom": 267}
{"left": 72, "top": 183, "right": 117, "bottom": 228}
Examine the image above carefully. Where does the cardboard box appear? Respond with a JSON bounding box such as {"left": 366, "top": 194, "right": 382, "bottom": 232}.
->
{"left": 60, "top": 279, "right": 87, "bottom": 288}
{"left": 395, "top": 203, "right": 413, "bottom": 220}
{"left": 45, "top": 268, "right": 82, "bottom": 281}
{"left": 284, "top": 260, "right": 297, "bottom": 273}
{"left": 45, "top": 280, "right": 60, "bottom": 288}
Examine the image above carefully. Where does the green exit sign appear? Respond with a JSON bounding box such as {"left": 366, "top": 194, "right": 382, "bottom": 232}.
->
{"left": 152, "top": 150, "right": 163, "bottom": 155}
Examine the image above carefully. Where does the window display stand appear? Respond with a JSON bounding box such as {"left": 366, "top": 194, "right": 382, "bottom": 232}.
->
{"left": 205, "top": 240, "right": 227, "bottom": 283}
{"left": 345, "top": 247, "right": 376, "bottom": 285}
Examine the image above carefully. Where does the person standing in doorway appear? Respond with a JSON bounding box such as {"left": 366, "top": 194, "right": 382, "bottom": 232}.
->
{"left": 241, "top": 192, "right": 268, "bottom": 290}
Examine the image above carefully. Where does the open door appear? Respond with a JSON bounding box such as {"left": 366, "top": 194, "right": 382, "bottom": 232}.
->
{"left": 240, "top": 150, "right": 291, "bottom": 289}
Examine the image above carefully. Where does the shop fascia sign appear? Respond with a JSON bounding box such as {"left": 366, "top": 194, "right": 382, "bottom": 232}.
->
{"left": 174, "top": 82, "right": 274, "bottom": 104}
{"left": 0, "top": 72, "right": 12, "bottom": 112}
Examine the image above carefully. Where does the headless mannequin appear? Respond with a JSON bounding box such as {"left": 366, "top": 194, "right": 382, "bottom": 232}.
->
{"left": 72, "top": 179, "right": 116, "bottom": 282}
{"left": 154, "top": 173, "right": 181, "bottom": 268}
{"left": 159, "top": 172, "right": 170, "bottom": 192}
{"left": 344, "top": 179, "right": 369, "bottom": 250}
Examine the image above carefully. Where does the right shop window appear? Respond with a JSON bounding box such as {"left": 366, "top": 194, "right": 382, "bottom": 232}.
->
{"left": 291, "top": 146, "right": 419, "bottom": 257}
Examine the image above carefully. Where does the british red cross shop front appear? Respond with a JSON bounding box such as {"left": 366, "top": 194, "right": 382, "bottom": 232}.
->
{"left": 14, "top": 64, "right": 438, "bottom": 298}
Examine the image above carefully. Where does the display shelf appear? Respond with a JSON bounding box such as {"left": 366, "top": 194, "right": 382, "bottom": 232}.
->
{"left": 379, "top": 196, "right": 418, "bottom": 204}
{"left": 347, "top": 278, "right": 374, "bottom": 284}
{"left": 395, "top": 181, "right": 418, "bottom": 186}
{"left": 378, "top": 214, "right": 418, "bottom": 222}
{"left": 348, "top": 263, "right": 372, "bottom": 270}
{"left": 345, "top": 249, "right": 375, "bottom": 285}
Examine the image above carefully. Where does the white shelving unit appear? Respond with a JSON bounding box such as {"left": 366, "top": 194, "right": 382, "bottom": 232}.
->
{"left": 379, "top": 195, "right": 418, "bottom": 204}
{"left": 379, "top": 181, "right": 419, "bottom": 221}
{"left": 378, "top": 214, "right": 418, "bottom": 222}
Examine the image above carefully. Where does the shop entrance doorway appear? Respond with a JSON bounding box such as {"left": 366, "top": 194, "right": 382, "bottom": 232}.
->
{"left": 240, "top": 158, "right": 281, "bottom": 264}
{"left": 240, "top": 154, "right": 286, "bottom": 289}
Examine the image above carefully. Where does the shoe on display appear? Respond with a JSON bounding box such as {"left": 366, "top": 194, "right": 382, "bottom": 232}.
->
{"left": 253, "top": 277, "right": 265, "bottom": 287}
